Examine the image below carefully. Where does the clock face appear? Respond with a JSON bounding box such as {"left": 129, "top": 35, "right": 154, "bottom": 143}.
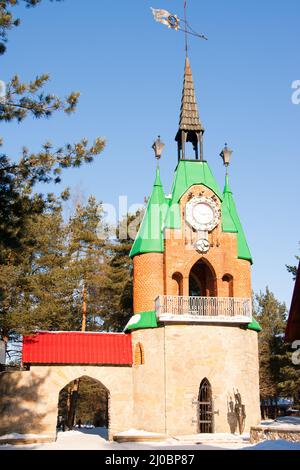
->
{"left": 193, "top": 203, "right": 214, "bottom": 225}
{"left": 185, "top": 196, "right": 220, "bottom": 232}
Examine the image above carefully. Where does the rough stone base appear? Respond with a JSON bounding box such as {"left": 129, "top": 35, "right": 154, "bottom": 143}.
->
{"left": 250, "top": 426, "right": 300, "bottom": 444}
{"left": 0, "top": 435, "right": 55, "bottom": 446}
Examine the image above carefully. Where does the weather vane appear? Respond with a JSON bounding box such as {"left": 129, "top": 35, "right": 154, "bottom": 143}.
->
{"left": 151, "top": 1, "right": 207, "bottom": 54}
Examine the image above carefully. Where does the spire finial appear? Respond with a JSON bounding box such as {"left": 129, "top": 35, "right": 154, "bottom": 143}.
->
{"left": 184, "top": 0, "right": 188, "bottom": 56}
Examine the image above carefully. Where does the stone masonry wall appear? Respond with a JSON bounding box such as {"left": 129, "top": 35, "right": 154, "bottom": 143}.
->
{"left": 131, "top": 328, "right": 166, "bottom": 434}
{"left": 164, "top": 324, "right": 261, "bottom": 435}
{"left": 0, "top": 365, "right": 133, "bottom": 441}
{"left": 132, "top": 325, "right": 261, "bottom": 435}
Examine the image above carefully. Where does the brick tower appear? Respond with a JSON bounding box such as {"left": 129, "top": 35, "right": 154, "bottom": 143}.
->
{"left": 126, "top": 56, "right": 261, "bottom": 435}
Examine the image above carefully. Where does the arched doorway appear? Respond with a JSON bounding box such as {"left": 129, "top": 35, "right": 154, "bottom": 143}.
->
{"left": 189, "top": 260, "right": 217, "bottom": 297}
{"left": 198, "top": 378, "right": 214, "bottom": 433}
{"left": 57, "top": 376, "right": 109, "bottom": 439}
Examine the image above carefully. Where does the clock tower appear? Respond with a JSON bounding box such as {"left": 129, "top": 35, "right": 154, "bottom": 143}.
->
{"left": 125, "top": 56, "right": 261, "bottom": 436}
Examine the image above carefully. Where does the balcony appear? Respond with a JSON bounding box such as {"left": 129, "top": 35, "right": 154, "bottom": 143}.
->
{"left": 155, "top": 295, "right": 252, "bottom": 324}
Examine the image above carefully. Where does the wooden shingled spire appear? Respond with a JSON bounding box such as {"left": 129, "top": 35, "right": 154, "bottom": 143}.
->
{"left": 175, "top": 56, "right": 205, "bottom": 161}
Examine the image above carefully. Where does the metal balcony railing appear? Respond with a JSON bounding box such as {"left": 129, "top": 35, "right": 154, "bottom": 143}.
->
{"left": 155, "top": 295, "right": 252, "bottom": 323}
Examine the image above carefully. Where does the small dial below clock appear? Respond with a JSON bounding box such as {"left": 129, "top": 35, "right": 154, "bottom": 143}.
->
{"left": 195, "top": 238, "right": 210, "bottom": 253}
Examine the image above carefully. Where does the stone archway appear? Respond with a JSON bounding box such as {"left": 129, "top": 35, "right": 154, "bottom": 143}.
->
{"left": 189, "top": 259, "right": 217, "bottom": 297}
{"left": 0, "top": 365, "right": 133, "bottom": 441}
{"left": 57, "top": 375, "right": 110, "bottom": 439}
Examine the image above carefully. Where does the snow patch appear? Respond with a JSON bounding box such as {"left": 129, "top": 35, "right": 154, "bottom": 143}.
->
{"left": 259, "top": 416, "right": 300, "bottom": 429}
{"left": 0, "top": 433, "right": 53, "bottom": 440}
{"left": 245, "top": 439, "right": 300, "bottom": 451}
{"left": 115, "top": 428, "right": 164, "bottom": 436}
{"left": 126, "top": 315, "right": 141, "bottom": 327}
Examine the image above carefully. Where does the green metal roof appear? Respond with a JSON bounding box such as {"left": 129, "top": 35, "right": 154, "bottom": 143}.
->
{"left": 222, "top": 175, "right": 253, "bottom": 264}
{"left": 130, "top": 161, "right": 252, "bottom": 265}
{"left": 172, "top": 160, "right": 223, "bottom": 201}
{"left": 164, "top": 160, "right": 223, "bottom": 230}
{"left": 247, "top": 318, "right": 262, "bottom": 332}
{"left": 221, "top": 200, "right": 238, "bottom": 233}
{"left": 124, "top": 311, "right": 158, "bottom": 331}
{"left": 130, "top": 168, "right": 166, "bottom": 258}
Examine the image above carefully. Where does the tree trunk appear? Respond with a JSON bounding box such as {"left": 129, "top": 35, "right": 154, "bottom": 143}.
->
{"left": 82, "top": 286, "right": 87, "bottom": 332}
{"left": 67, "top": 379, "right": 80, "bottom": 428}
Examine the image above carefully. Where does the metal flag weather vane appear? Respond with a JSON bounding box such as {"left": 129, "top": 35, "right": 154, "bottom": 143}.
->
{"left": 150, "top": 1, "right": 208, "bottom": 44}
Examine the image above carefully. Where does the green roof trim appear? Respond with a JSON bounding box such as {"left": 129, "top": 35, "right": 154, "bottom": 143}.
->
{"left": 124, "top": 311, "right": 158, "bottom": 331}
{"left": 130, "top": 168, "right": 166, "bottom": 258}
{"left": 222, "top": 175, "right": 253, "bottom": 264}
{"left": 222, "top": 200, "right": 238, "bottom": 233}
{"left": 247, "top": 318, "right": 262, "bottom": 332}
{"left": 164, "top": 160, "right": 223, "bottom": 230}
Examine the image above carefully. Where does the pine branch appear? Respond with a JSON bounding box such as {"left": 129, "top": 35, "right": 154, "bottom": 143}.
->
{"left": 1, "top": 75, "right": 80, "bottom": 122}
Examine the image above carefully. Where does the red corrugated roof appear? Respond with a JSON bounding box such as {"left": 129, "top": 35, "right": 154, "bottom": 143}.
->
{"left": 22, "top": 332, "right": 133, "bottom": 365}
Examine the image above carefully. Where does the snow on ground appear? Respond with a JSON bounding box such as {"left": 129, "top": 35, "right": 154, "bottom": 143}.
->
{"left": 260, "top": 416, "right": 300, "bottom": 428}
{"left": 115, "top": 428, "right": 164, "bottom": 436}
{"left": 0, "top": 417, "right": 300, "bottom": 451}
{"left": 0, "top": 433, "right": 54, "bottom": 440}
{"left": 244, "top": 440, "right": 300, "bottom": 450}
{"left": 0, "top": 426, "right": 300, "bottom": 451}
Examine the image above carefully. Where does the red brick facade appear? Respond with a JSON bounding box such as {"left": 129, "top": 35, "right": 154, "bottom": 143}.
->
{"left": 134, "top": 184, "right": 251, "bottom": 313}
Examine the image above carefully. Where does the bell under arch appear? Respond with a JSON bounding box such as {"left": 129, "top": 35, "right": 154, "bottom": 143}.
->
{"left": 189, "top": 258, "right": 217, "bottom": 297}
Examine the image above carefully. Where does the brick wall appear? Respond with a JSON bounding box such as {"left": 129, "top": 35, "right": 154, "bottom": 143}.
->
{"left": 133, "top": 185, "right": 252, "bottom": 312}
{"left": 164, "top": 185, "right": 252, "bottom": 299}
{"left": 133, "top": 253, "right": 164, "bottom": 313}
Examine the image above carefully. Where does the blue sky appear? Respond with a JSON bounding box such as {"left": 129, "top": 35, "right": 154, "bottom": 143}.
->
{"left": 1, "top": 0, "right": 300, "bottom": 307}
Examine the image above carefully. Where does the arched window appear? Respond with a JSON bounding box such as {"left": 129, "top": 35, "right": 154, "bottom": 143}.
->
{"left": 198, "top": 378, "right": 214, "bottom": 433}
{"left": 172, "top": 272, "right": 183, "bottom": 296}
{"left": 134, "top": 342, "right": 145, "bottom": 366}
{"left": 222, "top": 274, "right": 233, "bottom": 297}
{"left": 189, "top": 259, "right": 217, "bottom": 297}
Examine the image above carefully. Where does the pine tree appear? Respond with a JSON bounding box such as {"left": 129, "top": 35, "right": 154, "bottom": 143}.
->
{"left": 0, "top": 197, "right": 109, "bottom": 350}
{"left": 0, "top": 0, "right": 105, "bottom": 347}
{"left": 0, "top": 0, "right": 105, "bottom": 253}
{"left": 67, "top": 197, "right": 110, "bottom": 331}
{"left": 99, "top": 213, "right": 143, "bottom": 331}
{"left": 286, "top": 243, "right": 299, "bottom": 280}
{"left": 278, "top": 355, "right": 300, "bottom": 403}
{"left": 100, "top": 240, "right": 133, "bottom": 332}
{"left": 254, "top": 288, "right": 287, "bottom": 400}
